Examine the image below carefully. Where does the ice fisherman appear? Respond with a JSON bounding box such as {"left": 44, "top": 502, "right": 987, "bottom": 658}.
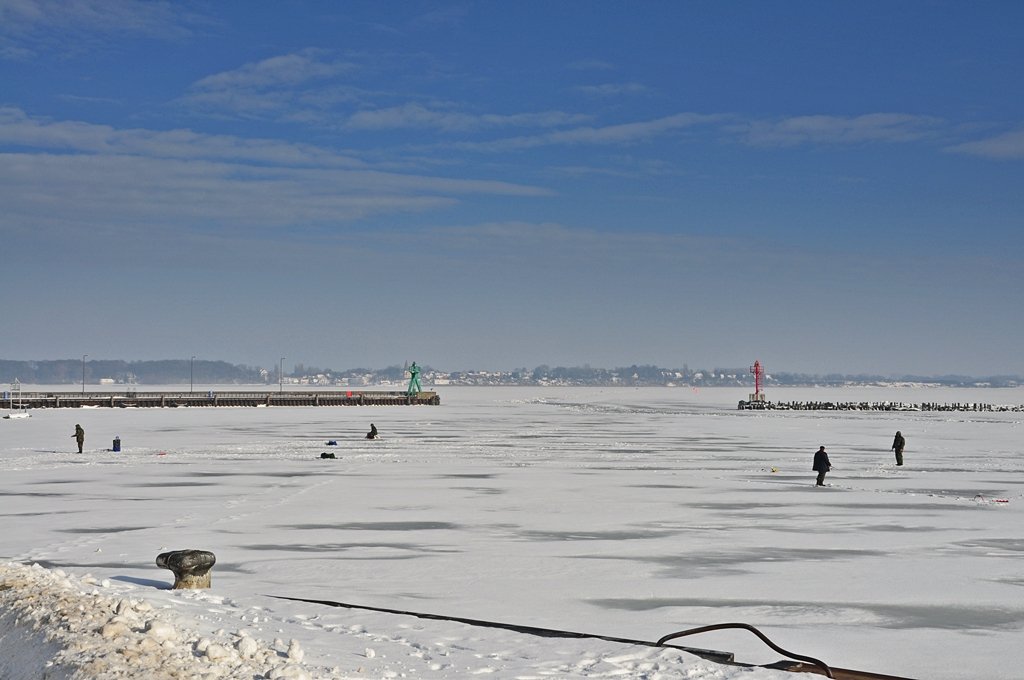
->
{"left": 812, "top": 445, "right": 831, "bottom": 486}
{"left": 366, "top": 423, "right": 378, "bottom": 440}
{"left": 891, "top": 431, "right": 905, "bottom": 466}
{"left": 72, "top": 424, "right": 85, "bottom": 453}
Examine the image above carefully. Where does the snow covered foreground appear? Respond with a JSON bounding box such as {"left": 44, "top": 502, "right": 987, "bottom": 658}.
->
{"left": 2, "top": 385, "right": 1024, "bottom": 679}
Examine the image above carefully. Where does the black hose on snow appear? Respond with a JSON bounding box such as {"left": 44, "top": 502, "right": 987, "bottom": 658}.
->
{"left": 658, "top": 623, "right": 834, "bottom": 678}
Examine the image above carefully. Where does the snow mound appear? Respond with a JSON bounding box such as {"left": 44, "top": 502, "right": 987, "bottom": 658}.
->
{"left": 0, "top": 561, "right": 796, "bottom": 680}
{"left": 0, "top": 562, "right": 326, "bottom": 680}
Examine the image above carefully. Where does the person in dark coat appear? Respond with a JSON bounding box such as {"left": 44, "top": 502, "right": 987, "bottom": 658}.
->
{"left": 72, "top": 424, "right": 85, "bottom": 453}
{"left": 812, "top": 445, "right": 831, "bottom": 486}
{"left": 366, "top": 423, "right": 378, "bottom": 440}
{"left": 891, "top": 431, "right": 905, "bottom": 466}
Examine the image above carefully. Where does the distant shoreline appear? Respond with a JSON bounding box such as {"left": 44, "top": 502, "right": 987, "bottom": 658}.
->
{"left": 3, "top": 359, "right": 1021, "bottom": 390}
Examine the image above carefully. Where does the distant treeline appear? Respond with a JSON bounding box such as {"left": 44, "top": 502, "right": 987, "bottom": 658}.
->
{"left": 0, "top": 359, "right": 1020, "bottom": 388}
{"left": 0, "top": 359, "right": 262, "bottom": 385}
{"left": 464, "top": 365, "right": 1024, "bottom": 388}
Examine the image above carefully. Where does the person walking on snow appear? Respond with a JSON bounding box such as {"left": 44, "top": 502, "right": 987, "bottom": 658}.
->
{"left": 892, "top": 431, "right": 905, "bottom": 466}
{"left": 72, "top": 424, "right": 85, "bottom": 453}
{"left": 812, "top": 445, "right": 831, "bottom": 486}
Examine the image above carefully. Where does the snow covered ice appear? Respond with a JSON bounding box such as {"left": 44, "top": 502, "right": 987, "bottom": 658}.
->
{"left": 2, "top": 385, "right": 1024, "bottom": 679}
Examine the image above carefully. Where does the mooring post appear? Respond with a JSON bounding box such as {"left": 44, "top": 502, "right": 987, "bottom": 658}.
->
{"left": 156, "top": 549, "right": 216, "bottom": 589}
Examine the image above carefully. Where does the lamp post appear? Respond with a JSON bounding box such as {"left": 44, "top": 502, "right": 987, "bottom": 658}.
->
{"left": 82, "top": 354, "right": 87, "bottom": 394}
{"left": 279, "top": 357, "right": 285, "bottom": 393}
{"left": 190, "top": 356, "right": 196, "bottom": 393}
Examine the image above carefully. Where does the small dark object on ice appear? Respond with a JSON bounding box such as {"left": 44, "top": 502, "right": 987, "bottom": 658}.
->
{"left": 320, "top": 452, "right": 336, "bottom": 459}
{"left": 156, "top": 549, "right": 216, "bottom": 589}
{"left": 366, "top": 423, "right": 378, "bottom": 440}
{"left": 326, "top": 440, "right": 337, "bottom": 446}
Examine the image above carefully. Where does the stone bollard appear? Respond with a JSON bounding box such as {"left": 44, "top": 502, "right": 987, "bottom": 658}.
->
{"left": 156, "top": 549, "right": 216, "bottom": 589}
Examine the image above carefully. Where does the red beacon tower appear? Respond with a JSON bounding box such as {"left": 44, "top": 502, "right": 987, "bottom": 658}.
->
{"left": 749, "top": 360, "right": 766, "bottom": 403}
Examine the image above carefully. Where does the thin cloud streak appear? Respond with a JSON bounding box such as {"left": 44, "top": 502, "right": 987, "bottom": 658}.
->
{"left": 0, "top": 151, "right": 552, "bottom": 237}
{"left": 191, "top": 49, "right": 356, "bottom": 91}
{"left": 446, "top": 112, "right": 954, "bottom": 154}
{"left": 0, "top": 108, "right": 550, "bottom": 197}
{"left": 180, "top": 49, "right": 360, "bottom": 120}
{"left": 453, "top": 113, "right": 729, "bottom": 152}
{"left": 172, "top": 49, "right": 965, "bottom": 159}
{"left": 945, "top": 128, "right": 1024, "bottom": 159}
{"left": 733, "top": 113, "right": 945, "bottom": 147}
{"left": 0, "top": 106, "right": 365, "bottom": 167}
{"left": 0, "top": 0, "right": 199, "bottom": 57}
{"left": 0, "top": 153, "right": 460, "bottom": 231}
{"left": 574, "top": 82, "right": 650, "bottom": 97}
{"left": 0, "top": 107, "right": 558, "bottom": 244}
{"left": 182, "top": 49, "right": 593, "bottom": 132}
{"left": 345, "top": 103, "right": 588, "bottom": 132}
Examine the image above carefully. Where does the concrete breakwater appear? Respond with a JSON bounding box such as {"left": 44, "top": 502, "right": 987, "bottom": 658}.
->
{"left": 738, "top": 400, "right": 1024, "bottom": 412}
{"left": 1, "top": 390, "right": 441, "bottom": 409}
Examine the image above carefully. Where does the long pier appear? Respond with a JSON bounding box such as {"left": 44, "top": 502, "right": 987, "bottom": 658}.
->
{"left": 1, "top": 390, "right": 440, "bottom": 409}
{"left": 738, "top": 400, "right": 1024, "bottom": 412}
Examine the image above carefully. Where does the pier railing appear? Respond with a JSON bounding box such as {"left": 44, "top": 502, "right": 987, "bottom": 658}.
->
{"left": 1, "top": 390, "right": 440, "bottom": 409}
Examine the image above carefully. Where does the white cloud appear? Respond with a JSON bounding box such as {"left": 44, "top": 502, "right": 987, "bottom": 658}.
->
{"left": 180, "top": 50, "right": 359, "bottom": 119}
{"left": 733, "top": 113, "right": 944, "bottom": 147}
{"left": 345, "top": 103, "right": 588, "bottom": 132}
{"left": 573, "top": 83, "right": 649, "bottom": 97}
{"left": 548, "top": 156, "right": 676, "bottom": 179}
{"left": 1, "top": 0, "right": 181, "bottom": 32}
{"left": 0, "top": 0, "right": 198, "bottom": 57}
{"left": 0, "top": 109, "right": 552, "bottom": 241}
{"left": 944, "top": 128, "right": 1024, "bottom": 159}
{"left": 0, "top": 152, "right": 460, "bottom": 227}
{"left": 192, "top": 49, "right": 355, "bottom": 92}
{"left": 173, "top": 50, "right": 369, "bottom": 126}
{"left": 183, "top": 49, "right": 593, "bottom": 132}
{"left": 455, "top": 113, "right": 727, "bottom": 152}
{"left": 0, "top": 106, "right": 364, "bottom": 167}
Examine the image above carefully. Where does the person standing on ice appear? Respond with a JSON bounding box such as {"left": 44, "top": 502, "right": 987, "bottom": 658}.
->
{"left": 812, "top": 445, "right": 831, "bottom": 486}
{"left": 891, "top": 431, "right": 905, "bottom": 466}
{"left": 72, "top": 424, "right": 85, "bottom": 453}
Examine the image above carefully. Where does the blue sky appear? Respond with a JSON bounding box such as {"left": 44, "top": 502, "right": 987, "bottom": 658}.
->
{"left": 2, "top": 1, "right": 1022, "bottom": 376}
